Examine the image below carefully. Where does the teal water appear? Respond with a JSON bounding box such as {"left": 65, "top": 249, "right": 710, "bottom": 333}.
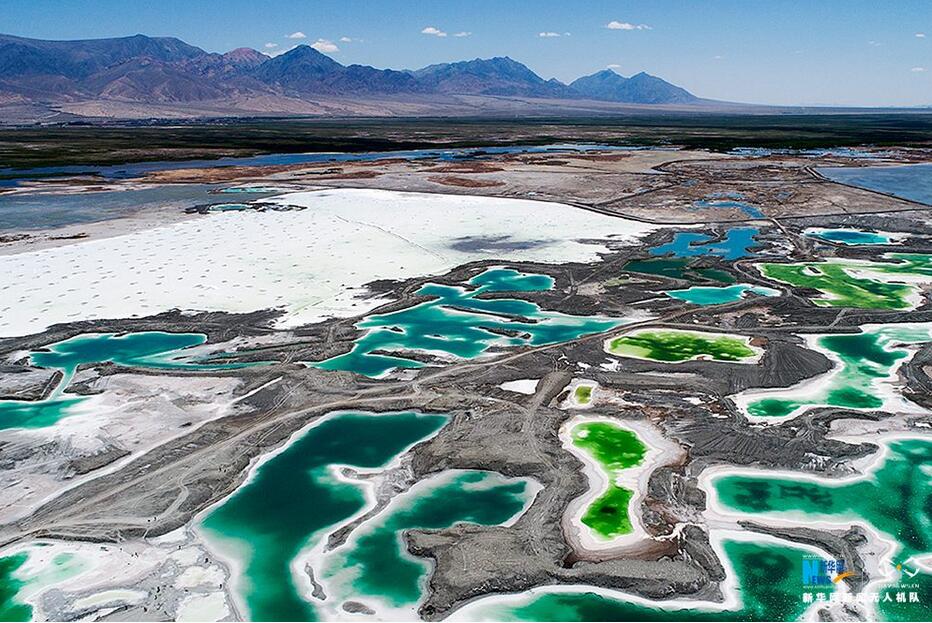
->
{"left": 315, "top": 268, "right": 621, "bottom": 378}
{"left": 199, "top": 411, "right": 448, "bottom": 621}
{"left": 0, "top": 554, "right": 30, "bottom": 622}
{"left": 665, "top": 283, "right": 780, "bottom": 305}
{"left": 322, "top": 470, "right": 532, "bottom": 609}
{"left": 805, "top": 228, "right": 892, "bottom": 245}
{"left": 0, "top": 331, "right": 248, "bottom": 430}
{"left": 468, "top": 540, "right": 831, "bottom": 621}
{"left": 742, "top": 324, "right": 932, "bottom": 419}
{"left": 714, "top": 438, "right": 932, "bottom": 621}
{"left": 650, "top": 227, "right": 761, "bottom": 261}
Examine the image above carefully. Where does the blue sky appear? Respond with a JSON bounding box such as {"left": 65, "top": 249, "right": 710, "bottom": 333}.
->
{"left": 2, "top": 0, "right": 930, "bottom": 106}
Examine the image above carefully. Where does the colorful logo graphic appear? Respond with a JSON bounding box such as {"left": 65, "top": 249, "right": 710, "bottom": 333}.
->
{"left": 891, "top": 557, "right": 920, "bottom": 578}
{"left": 802, "top": 557, "right": 851, "bottom": 585}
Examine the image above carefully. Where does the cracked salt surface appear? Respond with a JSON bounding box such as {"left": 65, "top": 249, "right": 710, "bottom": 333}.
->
{"left": 0, "top": 188, "right": 656, "bottom": 338}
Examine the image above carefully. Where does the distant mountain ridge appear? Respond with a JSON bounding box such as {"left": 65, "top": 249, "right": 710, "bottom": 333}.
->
{"left": 0, "top": 33, "right": 714, "bottom": 120}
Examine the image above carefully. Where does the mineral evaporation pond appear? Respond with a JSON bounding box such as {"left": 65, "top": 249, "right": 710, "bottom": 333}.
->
{"left": 758, "top": 254, "right": 932, "bottom": 310}
{"left": 804, "top": 228, "right": 895, "bottom": 246}
{"left": 199, "top": 411, "right": 536, "bottom": 621}
{"left": 0, "top": 549, "right": 85, "bottom": 622}
{"left": 711, "top": 437, "right": 932, "bottom": 621}
{"left": 649, "top": 227, "right": 761, "bottom": 261}
{"left": 735, "top": 323, "right": 932, "bottom": 420}
{"left": 456, "top": 540, "right": 835, "bottom": 622}
{"left": 314, "top": 268, "right": 623, "bottom": 377}
{"left": 605, "top": 329, "right": 761, "bottom": 364}
{"left": 570, "top": 421, "right": 646, "bottom": 540}
{"left": 316, "top": 470, "right": 534, "bottom": 613}
{"left": 665, "top": 283, "right": 779, "bottom": 305}
{"left": 0, "top": 331, "right": 249, "bottom": 430}
{"left": 199, "top": 411, "right": 447, "bottom": 621}
{"left": 622, "top": 258, "right": 736, "bottom": 284}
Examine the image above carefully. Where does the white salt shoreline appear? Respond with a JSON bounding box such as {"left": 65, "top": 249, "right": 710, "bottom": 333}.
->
{"left": 731, "top": 322, "right": 932, "bottom": 423}
{"left": 559, "top": 415, "right": 684, "bottom": 553}
{"left": 699, "top": 433, "right": 932, "bottom": 622}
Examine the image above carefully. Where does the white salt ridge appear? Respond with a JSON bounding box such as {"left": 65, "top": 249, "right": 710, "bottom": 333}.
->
{"left": 0, "top": 188, "right": 656, "bottom": 338}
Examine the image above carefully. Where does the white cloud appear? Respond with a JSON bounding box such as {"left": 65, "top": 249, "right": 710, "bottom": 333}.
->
{"left": 264, "top": 42, "right": 278, "bottom": 49}
{"left": 421, "top": 26, "right": 447, "bottom": 37}
{"left": 917, "top": 33, "right": 926, "bottom": 38}
{"left": 713, "top": 54, "right": 724, "bottom": 60}
{"left": 286, "top": 31, "right": 307, "bottom": 39}
{"left": 911, "top": 66, "right": 926, "bottom": 72}
{"left": 310, "top": 39, "right": 339, "bottom": 53}
{"left": 339, "top": 36, "right": 353, "bottom": 43}
{"left": 606, "top": 21, "right": 651, "bottom": 31}
{"left": 539, "top": 31, "right": 561, "bottom": 37}
{"left": 453, "top": 31, "right": 471, "bottom": 37}
{"left": 868, "top": 40, "right": 882, "bottom": 47}
{"left": 607, "top": 64, "right": 622, "bottom": 69}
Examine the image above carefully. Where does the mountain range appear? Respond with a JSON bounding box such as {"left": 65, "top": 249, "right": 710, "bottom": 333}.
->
{"left": 0, "top": 33, "right": 720, "bottom": 121}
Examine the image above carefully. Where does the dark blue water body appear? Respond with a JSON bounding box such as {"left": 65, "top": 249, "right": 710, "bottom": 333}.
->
{"left": 650, "top": 227, "right": 761, "bottom": 260}
{"left": 818, "top": 163, "right": 932, "bottom": 206}
{"left": 0, "top": 144, "right": 640, "bottom": 185}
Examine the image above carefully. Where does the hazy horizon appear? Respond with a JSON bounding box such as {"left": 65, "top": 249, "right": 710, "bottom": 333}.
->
{"left": 2, "top": 0, "right": 930, "bottom": 107}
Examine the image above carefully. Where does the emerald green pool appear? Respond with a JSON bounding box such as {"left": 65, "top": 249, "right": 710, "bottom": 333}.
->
{"left": 0, "top": 549, "right": 85, "bottom": 622}
{"left": 665, "top": 283, "right": 780, "bottom": 305}
{"left": 464, "top": 540, "right": 833, "bottom": 621}
{"left": 0, "top": 554, "right": 30, "bottom": 622}
{"left": 320, "top": 470, "right": 532, "bottom": 610}
{"left": 571, "top": 421, "right": 647, "bottom": 539}
{"left": 315, "top": 268, "right": 621, "bottom": 378}
{"left": 200, "top": 411, "right": 449, "bottom": 621}
{"left": 759, "top": 254, "right": 932, "bottom": 310}
{"left": 0, "top": 332, "right": 247, "bottom": 430}
{"left": 622, "top": 258, "right": 736, "bottom": 283}
{"left": 606, "top": 330, "right": 758, "bottom": 363}
{"left": 713, "top": 438, "right": 932, "bottom": 621}
{"left": 740, "top": 324, "right": 932, "bottom": 419}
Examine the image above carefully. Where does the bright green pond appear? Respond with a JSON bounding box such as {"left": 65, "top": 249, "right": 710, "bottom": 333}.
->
{"left": 0, "top": 332, "right": 245, "bottom": 430}
{"left": 607, "top": 330, "right": 758, "bottom": 363}
{"left": 466, "top": 540, "right": 833, "bottom": 621}
{"left": 714, "top": 438, "right": 932, "bottom": 621}
{"left": 315, "top": 268, "right": 621, "bottom": 378}
{"left": 743, "top": 324, "right": 932, "bottom": 419}
{"left": 571, "top": 421, "right": 646, "bottom": 539}
{"left": 759, "top": 254, "right": 932, "bottom": 310}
